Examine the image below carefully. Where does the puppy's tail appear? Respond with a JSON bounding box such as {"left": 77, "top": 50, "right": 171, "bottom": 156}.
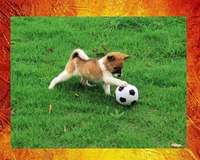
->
{"left": 70, "top": 49, "right": 89, "bottom": 61}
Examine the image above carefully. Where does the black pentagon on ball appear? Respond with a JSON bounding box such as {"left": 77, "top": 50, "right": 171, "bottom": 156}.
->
{"left": 119, "top": 97, "right": 126, "bottom": 102}
{"left": 129, "top": 89, "right": 135, "bottom": 96}
{"left": 118, "top": 86, "right": 124, "bottom": 92}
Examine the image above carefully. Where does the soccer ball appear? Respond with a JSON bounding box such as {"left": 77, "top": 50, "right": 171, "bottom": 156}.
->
{"left": 115, "top": 84, "right": 139, "bottom": 106}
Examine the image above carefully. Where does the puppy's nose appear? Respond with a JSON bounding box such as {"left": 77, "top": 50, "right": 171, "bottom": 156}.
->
{"left": 118, "top": 74, "right": 121, "bottom": 77}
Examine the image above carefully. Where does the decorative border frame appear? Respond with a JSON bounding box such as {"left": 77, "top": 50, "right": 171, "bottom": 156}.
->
{"left": 0, "top": 0, "right": 200, "bottom": 159}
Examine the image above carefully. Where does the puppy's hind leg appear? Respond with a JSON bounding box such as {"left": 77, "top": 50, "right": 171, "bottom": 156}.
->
{"left": 80, "top": 77, "right": 95, "bottom": 87}
{"left": 48, "top": 70, "right": 72, "bottom": 89}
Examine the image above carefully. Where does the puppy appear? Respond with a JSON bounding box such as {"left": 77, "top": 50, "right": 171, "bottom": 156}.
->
{"left": 48, "top": 49, "right": 130, "bottom": 94}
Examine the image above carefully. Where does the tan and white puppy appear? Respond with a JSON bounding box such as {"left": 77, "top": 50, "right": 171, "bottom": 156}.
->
{"left": 48, "top": 49, "right": 130, "bottom": 94}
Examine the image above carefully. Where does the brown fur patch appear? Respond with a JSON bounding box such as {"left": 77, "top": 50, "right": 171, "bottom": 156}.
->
{"left": 103, "top": 52, "right": 130, "bottom": 73}
{"left": 79, "top": 59, "right": 103, "bottom": 80}
{"left": 66, "top": 58, "right": 103, "bottom": 80}
{"left": 65, "top": 61, "right": 75, "bottom": 74}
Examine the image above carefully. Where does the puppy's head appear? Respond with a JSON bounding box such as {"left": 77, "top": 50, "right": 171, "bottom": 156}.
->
{"left": 104, "top": 52, "right": 131, "bottom": 77}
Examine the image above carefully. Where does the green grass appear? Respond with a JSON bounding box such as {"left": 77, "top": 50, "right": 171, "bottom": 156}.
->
{"left": 11, "top": 16, "right": 186, "bottom": 148}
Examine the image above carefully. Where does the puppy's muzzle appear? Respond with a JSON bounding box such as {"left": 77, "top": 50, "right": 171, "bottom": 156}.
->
{"left": 112, "top": 68, "right": 122, "bottom": 77}
{"left": 113, "top": 73, "right": 121, "bottom": 77}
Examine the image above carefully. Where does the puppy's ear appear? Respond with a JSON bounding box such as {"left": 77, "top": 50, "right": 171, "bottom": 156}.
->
{"left": 107, "top": 55, "right": 116, "bottom": 62}
{"left": 124, "top": 55, "right": 131, "bottom": 60}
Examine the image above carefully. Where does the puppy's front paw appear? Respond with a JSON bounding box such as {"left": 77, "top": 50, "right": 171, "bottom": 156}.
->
{"left": 48, "top": 82, "right": 55, "bottom": 89}
{"left": 119, "top": 81, "right": 128, "bottom": 87}
{"left": 48, "top": 85, "right": 54, "bottom": 89}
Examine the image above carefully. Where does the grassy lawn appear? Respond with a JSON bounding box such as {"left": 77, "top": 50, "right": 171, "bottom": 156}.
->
{"left": 11, "top": 17, "right": 186, "bottom": 148}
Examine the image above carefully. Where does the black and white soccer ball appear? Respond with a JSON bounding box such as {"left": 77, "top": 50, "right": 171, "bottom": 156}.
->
{"left": 115, "top": 84, "right": 139, "bottom": 106}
